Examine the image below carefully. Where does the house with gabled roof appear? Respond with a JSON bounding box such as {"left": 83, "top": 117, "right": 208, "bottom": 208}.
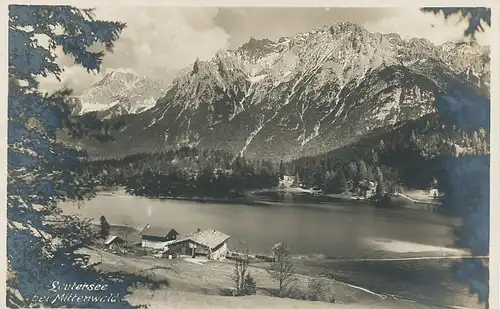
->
{"left": 166, "top": 228, "right": 230, "bottom": 260}
{"left": 140, "top": 224, "right": 179, "bottom": 250}
{"left": 104, "top": 235, "right": 125, "bottom": 250}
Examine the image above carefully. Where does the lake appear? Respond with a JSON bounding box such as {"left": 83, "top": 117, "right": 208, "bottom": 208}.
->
{"left": 58, "top": 191, "right": 483, "bottom": 308}
{"left": 59, "top": 191, "right": 463, "bottom": 258}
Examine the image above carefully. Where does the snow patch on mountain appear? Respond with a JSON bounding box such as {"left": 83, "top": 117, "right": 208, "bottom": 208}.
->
{"left": 248, "top": 74, "right": 268, "bottom": 83}
{"left": 300, "top": 122, "right": 321, "bottom": 146}
{"left": 374, "top": 88, "right": 403, "bottom": 122}
{"left": 72, "top": 71, "right": 168, "bottom": 118}
{"left": 240, "top": 123, "right": 264, "bottom": 157}
{"left": 79, "top": 101, "right": 120, "bottom": 114}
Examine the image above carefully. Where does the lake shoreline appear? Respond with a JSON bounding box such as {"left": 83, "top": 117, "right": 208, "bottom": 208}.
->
{"left": 98, "top": 186, "right": 442, "bottom": 213}
{"left": 59, "top": 190, "right": 473, "bottom": 308}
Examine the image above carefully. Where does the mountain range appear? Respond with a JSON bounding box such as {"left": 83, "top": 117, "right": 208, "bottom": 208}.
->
{"left": 79, "top": 22, "right": 490, "bottom": 161}
{"left": 68, "top": 71, "right": 168, "bottom": 119}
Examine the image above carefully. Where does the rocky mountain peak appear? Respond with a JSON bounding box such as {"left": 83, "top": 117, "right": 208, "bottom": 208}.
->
{"left": 94, "top": 23, "right": 489, "bottom": 161}
{"left": 70, "top": 70, "right": 168, "bottom": 118}
{"left": 239, "top": 37, "right": 277, "bottom": 58}
{"left": 92, "top": 70, "right": 138, "bottom": 88}
{"left": 329, "top": 21, "right": 366, "bottom": 35}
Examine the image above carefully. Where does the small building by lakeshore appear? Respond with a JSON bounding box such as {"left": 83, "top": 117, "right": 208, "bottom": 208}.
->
{"left": 280, "top": 175, "right": 296, "bottom": 188}
{"left": 429, "top": 188, "right": 440, "bottom": 199}
{"left": 140, "top": 225, "right": 179, "bottom": 250}
{"left": 166, "top": 229, "right": 230, "bottom": 261}
{"left": 104, "top": 235, "right": 125, "bottom": 250}
{"left": 357, "top": 180, "right": 377, "bottom": 198}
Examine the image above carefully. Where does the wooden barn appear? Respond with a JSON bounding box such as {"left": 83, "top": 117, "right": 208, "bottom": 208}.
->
{"left": 140, "top": 225, "right": 179, "bottom": 250}
{"left": 104, "top": 235, "right": 125, "bottom": 250}
{"left": 167, "top": 229, "right": 230, "bottom": 261}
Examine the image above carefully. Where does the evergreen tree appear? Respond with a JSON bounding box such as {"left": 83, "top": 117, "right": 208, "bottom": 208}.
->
{"left": 479, "top": 127, "right": 486, "bottom": 138}
{"left": 191, "top": 58, "right": 200, "bottom": 75}
{"left": 410, "top": 130, "right": 417, "bottom": 144}
{"left": 481, "top": 139, "right": 488, "bottom": 154}
{"left": 471, "top": 131, "right": 480, "bottom": 151}
{"left": 366, "top": 164, "right": 374, "bottom": 181}
{"left": 99, "top": 215, "right": 111, "bottom": 239}
{"left": 371, "top": 149, "right": 379, "bottom": 164}
{"left": 6, "top": 5, "right": 164, "bottom": 307}
{"left": 241, "top": 273, "right": 257, "bottom": 295}
{"left": 279, "top": 160, "right": 285, "bottom": 180}
{"left": 375, "top": 167, "right": 385, "bottom": 197}
{"left": 358, "top": 160, "right": 368, "bottom": 182}
{"left": 347, "top": 161, "right": 358, "bottom": 184}
{"left": 294, "top": 172, "right": 300, "bottom": 187}
{"left": 452, "top": 143, "right": 460, "bottom": 158}
{"left": 464, "top": 133, "right": 471, "bottom": 148}
{"left": 339, "top": 171, "right": 349, "bottom": 193}
{"left": 326, "top": 156, "right": 333, "bottom": 170}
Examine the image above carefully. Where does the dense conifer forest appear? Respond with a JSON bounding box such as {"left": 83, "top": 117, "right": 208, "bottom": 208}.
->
{"left": 83, "top": 148, "right": 279, "bottom": 198}
{"left": 285, "top": 114, "right": 489, "bottom": 196}
{"left": 81, "top": 113, "right": 489, "bottom": 204}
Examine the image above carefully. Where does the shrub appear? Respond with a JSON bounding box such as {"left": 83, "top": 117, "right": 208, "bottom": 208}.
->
{"left": 306, "top": 275, "right": 335, "bottom": 303}
{"left": 241, "top": 273, "right": 257, "bottom": 295}
{"left": 219, "top": 287, "right": 237, "bottom": 297}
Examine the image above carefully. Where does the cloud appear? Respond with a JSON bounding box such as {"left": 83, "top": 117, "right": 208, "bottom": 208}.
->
{"left": 40, "top": 7, "right": 230, "bottom": 94}
{"left": 214, "top": 7, "right": 395, "bottom": 49}
{"left": 37, "top": 7, "right": 491, "bottom": 95}
{"left": 38, "top": 66, "right": 105, "bottom": 95}
{"left": 363, "top": 8, "right": 490, "bottom": 46}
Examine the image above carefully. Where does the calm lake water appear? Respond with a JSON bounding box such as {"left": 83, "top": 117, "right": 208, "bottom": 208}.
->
{"left": 58, "top": 191, "right": 483, "bottom": 308}
{"left": 59, "top": 191, "right": 462, "bottom": 258}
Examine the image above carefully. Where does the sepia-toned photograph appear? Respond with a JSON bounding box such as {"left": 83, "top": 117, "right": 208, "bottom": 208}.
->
{"left": 6, "top": 4, "right": 494, "bottom": 309}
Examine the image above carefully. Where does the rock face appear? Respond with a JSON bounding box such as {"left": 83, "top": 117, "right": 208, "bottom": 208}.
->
{"left": 69, "top": 71, "right": 168, "bottom": 119}
{"left": 97, "top": 22, "right": 489, "bottom": 160}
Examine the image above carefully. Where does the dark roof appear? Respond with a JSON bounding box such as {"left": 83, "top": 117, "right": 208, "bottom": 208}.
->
{"left": 140, "top": 226, "right": 178, "bottom": 238}
{"left": 178, "top": 229, "right": 230, "bottom": 249}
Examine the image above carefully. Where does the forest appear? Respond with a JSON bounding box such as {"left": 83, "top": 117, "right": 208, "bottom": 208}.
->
{"left": 284, "top": 114, "right": 489, "bottom": 196}
{"left": 81, "top": 112, "right": 489, "bottom": 204}
{"left": 83, "top": 147, "right": 279, "bottom": 198}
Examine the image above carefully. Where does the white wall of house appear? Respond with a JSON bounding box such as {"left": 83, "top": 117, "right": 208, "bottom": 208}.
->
{"left": 108, "top": 243, "right": 120, "bottom": 250}
{"left": 279, "top": 176, "right": 296, "bottom": 188}
{"left": 429, "top": 188, "right": 440, "bottom": 198}
{"left": 210, "top": 242, "right": 228, "bottom": 260}
{"left": 142, "top": 239, "right": 167, "bottom": 250}
{"left": 283, "top": 175, "right": 294, "bottom": 182}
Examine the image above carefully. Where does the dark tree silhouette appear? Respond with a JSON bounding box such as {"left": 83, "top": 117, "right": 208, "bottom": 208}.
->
{"left": 7, "top": 5, "right": 168, "bottom": 308}
{"left": 421, "top": 7, "right": 491, "bottom": 38}
{"left": 339, "top": 171, "right": 349, "bottom": 193}
{"left": 421, "top": 8, "right": 490, "bottom": 308}
{"left": 375, "top": 167, "right": 385, "bottom": 197}
{"left": 357, "top": 160, "right": 368, "bottom": 182}
{"left": 241, "top": 272, "right": 257, "bottom": 296}
{"left": 100, "top": 215, "right": 111, "bottom": 239}
{"left": 87, "top": 148, "right": 278, "bottom": 199}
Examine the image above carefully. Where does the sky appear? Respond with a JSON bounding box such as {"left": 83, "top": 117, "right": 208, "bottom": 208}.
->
{"left": 38, "top": 7, "right": 491, "bottom": 94}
